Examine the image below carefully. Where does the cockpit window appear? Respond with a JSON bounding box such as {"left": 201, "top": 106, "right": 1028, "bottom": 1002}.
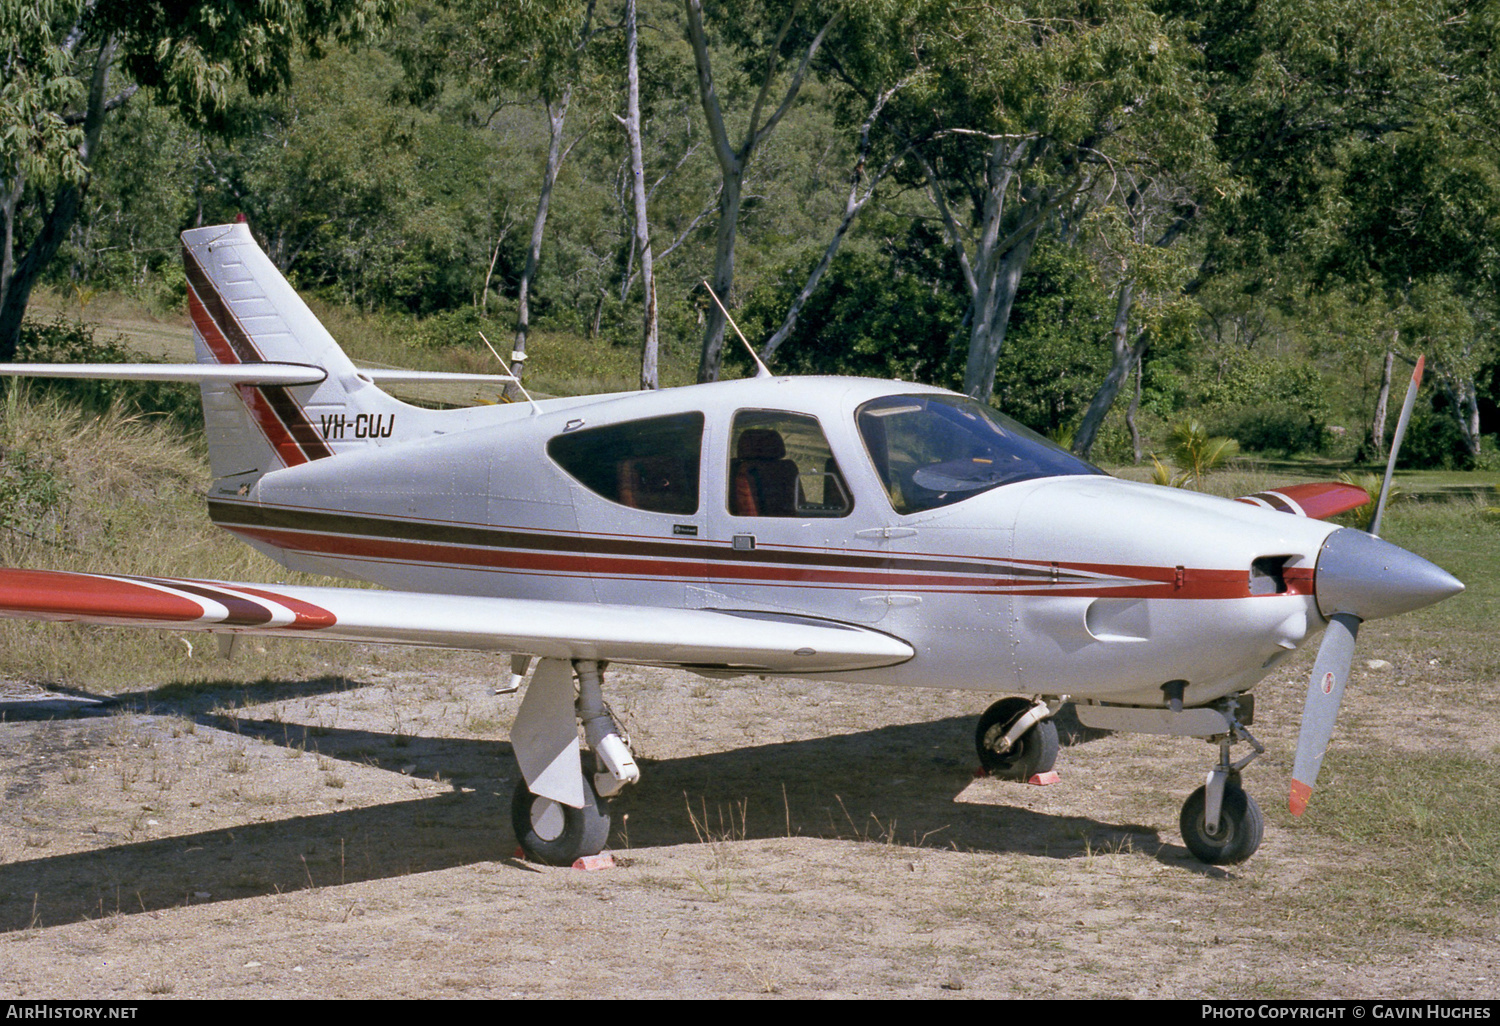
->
{"left": 548, "top": 412, "right": 703, "bottom": 514}
{"left": 857, "top": 394, "right": 1102, "bottom": 514}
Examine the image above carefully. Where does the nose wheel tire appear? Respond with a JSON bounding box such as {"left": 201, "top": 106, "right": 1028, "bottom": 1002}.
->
{"left": 1179, "top": 783, "right": 1263, "bottom": 865}
{"left": 975, "top": 697, "right": 1059, "bottom": 781}
{"left": 510, "top": 774, "right": 611, "bottom": 866}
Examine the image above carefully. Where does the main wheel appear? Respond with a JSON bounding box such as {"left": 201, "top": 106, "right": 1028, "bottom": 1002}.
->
{"left": 1179, "top": 783, "right": 1263, "bottom": 865}
{"left": 975, "top": 697, "right": 1059, "bottom": 781}
{"left": 510, "top": 774, "right": 611, "bottom": 866}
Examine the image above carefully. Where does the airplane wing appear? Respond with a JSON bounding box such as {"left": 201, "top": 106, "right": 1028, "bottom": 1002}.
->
{"left": 1235, "top": 482, "right": 1369, "bottom": 520}
{"left": 0, "top": 569, "right": 912, "bottom": 674}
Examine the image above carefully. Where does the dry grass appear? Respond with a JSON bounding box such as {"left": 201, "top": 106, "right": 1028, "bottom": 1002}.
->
{"left": 0, "top": 387, "right": 438, "bottom": 691}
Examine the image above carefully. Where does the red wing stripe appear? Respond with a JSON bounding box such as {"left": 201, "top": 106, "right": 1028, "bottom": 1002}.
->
{"left": 0, "top": 569, "right": 340, "bottom": 631}
{"left": 1237, "top": 483, "right": 1369, "bottom": 520}
{"left": 230, "top": 585, "right": 339, "bottom": 629}
{"left": 0, "top": 569, "right": 207, "bottom": 624}
{"left": 124, "top": 578, "right": 275, "bottom": 627}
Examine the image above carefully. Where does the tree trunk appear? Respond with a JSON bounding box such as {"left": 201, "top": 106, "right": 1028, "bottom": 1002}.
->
{"left": 760, "top": 83, "right": 909, "bottom": 363}
{"left": 0, "top": 37, "right": 118, "bottom": 361}
{"left": 622, "top": 0, "right": 659, "bottom": 390}
{"left": 1370, "top": 346, "right": 1394, "bottom": 459}
{"left": 685, "top": 0, "right": 840, "bottom": 383}
{"left": 509, "top": 85, "right": 572, "bottom": 398}
{"left": 481, "top": 230, "right": 506, "bottom": 314}
{"left": 1073, "top": 281, "right": 1148, "bottom": 461}
{"left": 1127, "top": 347, "right": 1144, "bottom": 464}
{"left": 697, "top": 172, "right": 742, "bottom": 382}
{"left": 914, "top": 136, "right": 1058, "bottom": 403}
{"left": 962, "top": 222, "right": 1042, "bottom": 401}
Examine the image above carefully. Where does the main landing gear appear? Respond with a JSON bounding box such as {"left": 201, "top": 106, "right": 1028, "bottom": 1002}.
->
{"left": 974, "top": 697, "right": 1059, "bottom": 781}
{"left": 508, "top": 658, "right": 638, "bottom": 865}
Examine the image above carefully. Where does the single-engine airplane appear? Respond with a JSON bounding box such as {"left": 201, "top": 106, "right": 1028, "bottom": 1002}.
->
{"left": 0, "top": 223, "right": 1464, "bottom": 865}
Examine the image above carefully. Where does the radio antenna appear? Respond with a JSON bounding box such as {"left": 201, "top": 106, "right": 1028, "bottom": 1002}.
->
{"left": 478, "top": 331, "right": 541, "bottom": 414}
{"left": 701, "top": 281, "right": 771, "bottom": 378}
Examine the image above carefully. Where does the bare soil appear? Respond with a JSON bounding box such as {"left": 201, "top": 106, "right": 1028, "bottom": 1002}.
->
{"left": 1, "top": 644, "right": 1496, "bottom": 1001}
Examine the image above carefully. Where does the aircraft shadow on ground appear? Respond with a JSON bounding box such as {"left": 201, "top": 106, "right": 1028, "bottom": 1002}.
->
{"left": 0, "top": 693, "right": 1164, "bottom": 932}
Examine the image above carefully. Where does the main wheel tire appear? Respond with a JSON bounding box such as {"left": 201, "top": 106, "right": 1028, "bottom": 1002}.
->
{"left": 1179, "top": 783, "right": 1263, "bottom": 865}
{"left": 510, "top": 774, "right": 611, "bottom": 866}
{"left": 975, "top": 697, "right": 1059, "bottom": 781}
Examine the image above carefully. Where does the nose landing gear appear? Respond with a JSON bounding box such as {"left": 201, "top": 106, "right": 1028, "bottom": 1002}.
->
{"left": 1072, "top": 693, "right": 1268, "bottom": 865}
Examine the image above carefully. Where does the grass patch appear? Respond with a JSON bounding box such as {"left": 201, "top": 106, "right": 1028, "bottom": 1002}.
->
{"left": 1297, "top": 748, "right": 1500, "bottom": 933}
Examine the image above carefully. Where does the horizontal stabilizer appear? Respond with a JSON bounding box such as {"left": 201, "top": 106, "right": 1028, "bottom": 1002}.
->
{"left": 0, "top": 569, "right": 914, "bottom": 675}
{"left": 0, "top": 362, "right": 327, "bottom": 386}
{"left": 359, "top": 368, "right": 517, "bottom": 386}
{"left": 1235, "top": 482, "right": 1369, "bottom": 520}
{"left": 0, "top": 363, "right": 519, "bottom": 388}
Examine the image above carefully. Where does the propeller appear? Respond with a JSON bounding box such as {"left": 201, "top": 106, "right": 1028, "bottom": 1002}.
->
{"left": 1289, "top": 355, "right": 1464, "bottom": 815}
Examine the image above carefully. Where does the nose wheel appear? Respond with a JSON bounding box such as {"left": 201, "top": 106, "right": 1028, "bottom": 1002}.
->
{"left": 1179, "top": 780, "right": 1263, "bottom": 865}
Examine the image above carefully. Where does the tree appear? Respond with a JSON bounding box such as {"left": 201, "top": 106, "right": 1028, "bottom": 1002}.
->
{"left": 684, "top": 0, "right": 843, "bottom": 382}
{"left": 617, "top": 0, "right": 661, "bottom": 388}
{"left": 0, "top": 0, "right": 400, "bottom": 361}
{"left": 394, "top": 0, "right": 601, "bottom": 391}
{"left": 1070, "top": 173, "right": 1198, "bottom": 460}
{"left": 842, "top": 0, "right": 1215, "bottom": 404}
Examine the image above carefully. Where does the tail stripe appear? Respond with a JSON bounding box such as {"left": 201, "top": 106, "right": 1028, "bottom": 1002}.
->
{"left": 182, "top": 243, "right": 333, "bottom": 465}
{"left": 182, "top": 246, "right": 260, "bottom": 363}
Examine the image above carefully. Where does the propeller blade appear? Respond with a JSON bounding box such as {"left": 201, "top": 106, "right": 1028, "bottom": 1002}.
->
{"left": 1368, "top": 355, "right": 1424, "bottom": 537}
{"left": 1290, "top": 612, "right": 1361, "bottom": 816}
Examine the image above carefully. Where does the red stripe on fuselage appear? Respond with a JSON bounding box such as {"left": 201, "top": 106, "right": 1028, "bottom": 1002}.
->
{"left": 220, "top": 521, "right": 1279, "bottom": 600}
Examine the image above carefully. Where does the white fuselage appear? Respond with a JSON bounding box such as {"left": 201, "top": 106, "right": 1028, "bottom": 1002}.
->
{"left": 208, "top": 376, "right": 1336, "bottom": 708}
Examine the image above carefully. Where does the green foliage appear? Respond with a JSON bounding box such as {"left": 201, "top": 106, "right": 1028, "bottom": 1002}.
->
{"left": 1194, "top": 348, "right": 1334, "bottom": 455}
{"left": 991, "top": 242, "right": 1116, "bottom": 435}
{"left": 1398, "top": 403, "right": 1476, "bottom": 471}
{"left": 0, "top": 444, "right": 63, "bottom": 536}
{"left": 411, "top": 306, "right": 497, "bottom": 351}
{"left": 741, "top": 232, "right": 965, "bottom": 385}
{"left": 1334, "top": 470, "right": 1391, "bottom": 529}
{"left": 0, "top": 0, "right": 88, "bottom": 189}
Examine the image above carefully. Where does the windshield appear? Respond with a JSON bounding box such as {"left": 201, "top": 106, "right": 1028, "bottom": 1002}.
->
{"left": 857, "top": 394, "right": 1103, "bottom": 514}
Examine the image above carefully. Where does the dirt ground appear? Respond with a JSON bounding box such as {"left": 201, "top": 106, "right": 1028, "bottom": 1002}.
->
{"left": 1, "top": 650, "right": 1497, "bottom": 1000}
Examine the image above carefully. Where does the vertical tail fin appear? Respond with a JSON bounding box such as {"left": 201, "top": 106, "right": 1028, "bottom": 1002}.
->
{"left": 182, "top": 223, "right": 410, "bottom": 485}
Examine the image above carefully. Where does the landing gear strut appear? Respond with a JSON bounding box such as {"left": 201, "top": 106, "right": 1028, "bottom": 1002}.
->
{"left": 1179, "top": 698, "right": 1265, "bottom": 865}
{"left": 508, "top": 658, "right": 638, "bottom": 865}
{"left": 975, "top": 697, "right": 1058, "bottom": 781}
